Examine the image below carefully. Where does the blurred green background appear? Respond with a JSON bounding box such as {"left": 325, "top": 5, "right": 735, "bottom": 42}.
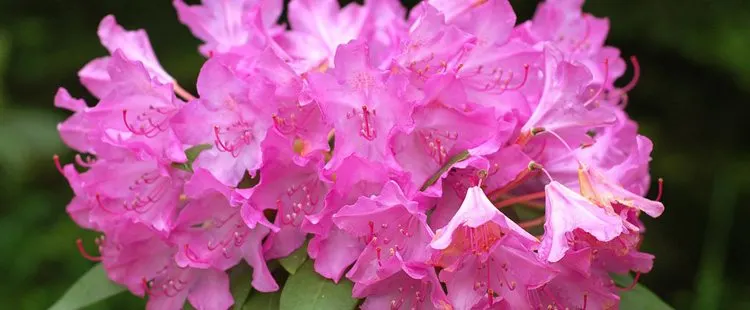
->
{"left": 0, "top": 0, "right": 748, "bottom": 309}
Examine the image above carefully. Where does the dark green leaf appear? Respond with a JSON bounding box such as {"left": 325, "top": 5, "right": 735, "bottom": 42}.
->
{"left": 278, "top": 241, "right": 309, "bottom": 275}
{"left": 243, "top": 291, "right": 281, "bottom": 310}
{"left": 279, "top": 260, "right": 358, "bottom": 310}
{"left": 230, "top": 263, "right": 255, "bottom": 310}
{"left": 49, "top": 263, "right": 126, "bottom": 310}
{"left": 172, "top": 144, "right": 213, "bottom": 172}
{"left": 612, "top": 273, "right": 673, "bottom": 310}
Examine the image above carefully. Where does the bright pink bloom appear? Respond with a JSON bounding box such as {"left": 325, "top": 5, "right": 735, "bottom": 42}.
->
{"left": 334, "top": 181, "right": 433, "bottom": 286}
{"left": 80, "top": 15, "right": 173, "bottom": 98}
{"left": 307, "top": 40, "right": 415, "bottom": 171}
{"left": 171, "top": 169, "right": 279, "bottom": 292}
{"left": 99, "top": 222, "right": 234, "bottom": 310}
{"left": 248, "top": 136, "right": 329, "bottom": 259}
{"left": 287, "top": 0, "right": 369, "bottom": 68}
{"left": 85, "top": 51, "right": 186, "bottom": 163}
{"left": 173, "top": 0, "right": 283, "bottom": 56}
{"left": 430, "top": 186, "right": 538, "bottom": 269}
{"left": 539, "top": 181, "right": 623, "bottom": 262}
{"left": 171, "top": 54, "right": 274, "bottom": 185}
{"left": 520, "top": 47, "right": 616, "bottom": 141}
{"left": 439, "top": 235, "right": 557, "bottom": 309}
{"left": 354, "top": 259, "right": 450, "bottom": 310}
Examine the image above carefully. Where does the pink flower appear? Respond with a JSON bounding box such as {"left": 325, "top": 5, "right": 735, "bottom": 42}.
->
{"left": 430, "top": 186, "right": 538, "bottom": 269}
{"left": 171, "top": 169, "right": 279, "bottom": 292}
{"left": 287, "top": 0, "right": 369, "bottom": 68}
{"left": 307, "top": 155, "right": 409, "bottom": 281}
{"left": 72, "top": 157, "right": 185, "bottom": 233}
{"left": 171, "top": 54, "right": 274, "bottom": 185}
{"left": 354, "top": 259, "right": 450, "bottom": 310}
{"left": 85, "top": 51, "right": 186, "bottom": 163}
{"left": 398, "top": 4, "right": 475, "bottom": 83}
{"left": 439, "top": 235, "right": 557, "bottom": 309}
{"left": 519, "top": 47, "right": 616, "bottom": 142}
{"left": 80, "top": 15, "right": 173, "bottom": 98}
{"left": 392, "top": 75, "right": 499, "bottom": 194}
{"left": 173, "top": 0, "right": 283, "bottom": 56}
{"left": 307, "top": 40, "right": 415, "bottom": 171}
{"left": 248, "top": 136, "right": 329, "bottom": 259}
{"left": 539, "top": 181, "right": 623, "bottom": 262}
{"left": 99, "top": 222, "right": 234, "bottom": 310}
{"left": 334, "top": 181, "right": 433, "bottom": 286}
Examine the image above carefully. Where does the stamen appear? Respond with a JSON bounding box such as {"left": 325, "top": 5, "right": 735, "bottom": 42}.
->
{"left": 619, "top": 272, "right": 641, "bottom": 291}
{"left": 76, "top": 238, "right": 102, "bottom": 261}
{"left": 53, "top": 155, "right": 64, "bottom": 175}
{"left": 95, "top": 193, "right": 118, "bottom": 214}
{"left": 502, "top": 64, "right": 530, "bottom": 92}
{"left": 582, "top": 58, "right": 610, "bottom": 109}
{"left": 621, "top": 56, "right": 641, "bottom": 93}
{"left": 184, "top": 244, "right": 208, "bottom": 263}
{"left": 655, "top": 178, "right": 664, "bottom": 202}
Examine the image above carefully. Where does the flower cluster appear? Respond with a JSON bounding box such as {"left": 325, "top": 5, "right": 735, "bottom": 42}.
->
{"left": 54, "top": 0, "right": 665, "bottom": 309}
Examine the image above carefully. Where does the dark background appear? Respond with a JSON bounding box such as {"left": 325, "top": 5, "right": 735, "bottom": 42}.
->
{"left": 0, "top": 0, "right": 748, "bottom": 309}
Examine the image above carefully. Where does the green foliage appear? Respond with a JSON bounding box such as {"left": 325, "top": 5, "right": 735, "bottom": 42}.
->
{"left": 242, "top": 291, "right": 281, "bottom": 310}
{"left": 49, "top": 264, "right": 126, "bottom": 310}
{"left": 279, "top": 260, "right": 359, "bottom": 310}
{"left": 229, "top": 263, "right": 255, "bottom": 310}
{"left": 612, "top": 273, "right": 673, "bottom": 310}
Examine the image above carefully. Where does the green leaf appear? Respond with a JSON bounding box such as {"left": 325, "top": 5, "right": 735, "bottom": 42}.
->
{"left": 243, "top": 291, "right": 281, "bottom": 310}
{"left": 278, "top": 241, "right": 309, "bottom": 275}
{"left": 230, "top": 263, "right": 255, "bottom": 310}
{"left": 611, "top": 273, "right": 673, "bottom": 310}
{"left": 172, "top": 144, "right": 212, "bottom": 172}
{"left": 279, "top": 260, "right": 359, "bottom": 310}
{"left": 49, "top": 263, "right": 126, "bottom": 310}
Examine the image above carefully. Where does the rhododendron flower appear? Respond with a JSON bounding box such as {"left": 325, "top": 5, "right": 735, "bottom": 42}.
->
{"left": 54, "top": 0, "right": 668, "bottom": 309}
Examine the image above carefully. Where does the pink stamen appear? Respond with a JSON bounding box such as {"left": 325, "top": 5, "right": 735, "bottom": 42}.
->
{"left": 76, "top": 238, "right": 102, "bottom": 262}
{"left": 95, "top": 194, "right": 118, "bottom": 214}
{"left": 53, "top": 155, "right": 64, "bottom": 175}
{"left": 656, "top": 178, "right": 664, "bottom": 202}
{"left": 620, "top": 272, "right": 641, "bottom": 291}
{"left": 582, "top": 58, "right": 610, "bottom": 108}
{"left": 184, "top": 244, "right": 208, "bottom": 264}
{"left": 621, "top": 56, "right": 641, "bottom": 93}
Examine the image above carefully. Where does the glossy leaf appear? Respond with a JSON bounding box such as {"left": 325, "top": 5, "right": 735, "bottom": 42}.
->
{"left": 278, "top": 241, "right": 309, "bottom": 275}
{"left": 279, "top": 260, "right": 358, "bottom": 310}
{"left": 49, "top": 264, "right": 126, "bottom": 310}
{"left": 230, "top": 263, "right": 255, "bottom": 310}
{"left": 243, "top": 291, "right": 282, "bottom": 310}
{"left": 612, "top": 273, "right": 674, "bottom": 310}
